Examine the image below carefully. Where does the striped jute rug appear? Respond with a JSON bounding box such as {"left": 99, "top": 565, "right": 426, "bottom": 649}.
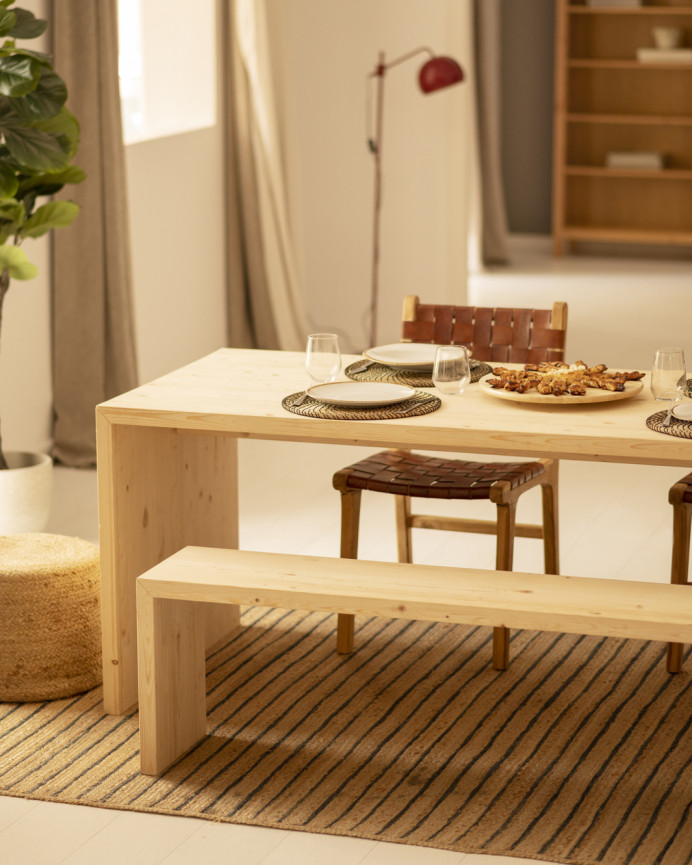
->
{"left": 1, "top": 606, "right": 690, "bottom": 864}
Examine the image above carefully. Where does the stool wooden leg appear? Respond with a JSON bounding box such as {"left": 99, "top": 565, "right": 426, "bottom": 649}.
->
{"left": 137, "top": 582, "right": 207, "bottom": 775}
{"left": 394, "top": 495, "right": 413, "bottom": 564}
{"left": 541, "top": 481, "right": 559, "bottom": 576}
{"left": 667, "top": 501, "right": 691, "bottom": 674}
{"left": 493, "top": 501, "right": 517, "bottom": 671}
{"left": 337, "top": 489, "right": 361, "bottom": 654}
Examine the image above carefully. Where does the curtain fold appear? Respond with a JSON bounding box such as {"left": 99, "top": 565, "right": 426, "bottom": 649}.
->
{"left": 221, "top": 0, "right": 310, "bottom": 352}
{"left": 51, "top": 0, "right": 138, "bottom": 467}
{"left": 473, "top": 0, "right": 510, "bottom": 265}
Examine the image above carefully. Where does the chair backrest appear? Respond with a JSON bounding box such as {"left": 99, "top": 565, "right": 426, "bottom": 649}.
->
{"left": 400, "top": 295, "right": 568, "bottom": 364}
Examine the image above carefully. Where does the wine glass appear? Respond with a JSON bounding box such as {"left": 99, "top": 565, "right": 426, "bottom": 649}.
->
{"left": 651, "top": 347, "right": 688, "bottom": 406}
{"left": 433, "top": 345, "right": 471, "bottom": 396}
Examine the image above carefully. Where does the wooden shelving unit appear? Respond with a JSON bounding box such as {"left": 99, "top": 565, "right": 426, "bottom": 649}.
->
{"left": 552, "top": 0, "right": 692, "bottom": 254}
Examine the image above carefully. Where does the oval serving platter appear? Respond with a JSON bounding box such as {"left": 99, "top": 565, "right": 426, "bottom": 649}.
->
{"left": 477, "top": 372, "right": 644, "bottom": 406}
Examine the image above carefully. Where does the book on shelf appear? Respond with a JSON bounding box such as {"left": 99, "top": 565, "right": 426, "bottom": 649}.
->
{"left": 587, "top": 0, "right": 642, "bottom": 7}
{"left": 606, "top": 151, "right": 666, "bottom": 170}
{"left": 637, "top": 47, "right": 692, "bottom": 64}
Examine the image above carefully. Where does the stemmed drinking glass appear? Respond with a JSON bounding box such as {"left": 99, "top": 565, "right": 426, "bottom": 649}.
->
{"left": 433, "top": 345, "right": 471, "bottom": 396}
{"left": 296, "top": 333, "right": 341, "bottom": 404}
{"left": 651, "top": 347, "right": 688, "bottom": 421}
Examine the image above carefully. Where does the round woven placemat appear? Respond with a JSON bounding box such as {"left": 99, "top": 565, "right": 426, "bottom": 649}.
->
{"left": 345, "top": 361, "right": 492, "bottom": 387}
{"left": 646, "top": 409, "right": 692, "bottom": 438}
{"left": 282, "top": 390, "right": 441, "bottom": 420}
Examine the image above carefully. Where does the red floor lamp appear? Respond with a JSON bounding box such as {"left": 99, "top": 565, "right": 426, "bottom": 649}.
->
{"left": 366, "top": 47, "right": 464, "bottom": 348}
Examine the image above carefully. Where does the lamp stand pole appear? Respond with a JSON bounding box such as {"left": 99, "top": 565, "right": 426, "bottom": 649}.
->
{"left": 366, "top": 46, "right": 463, "bottom": 349}
{"left": 369, "top": 51, "right": 386, "bottom": 349}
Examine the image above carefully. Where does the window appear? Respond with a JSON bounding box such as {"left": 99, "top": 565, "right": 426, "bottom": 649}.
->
{"left": 117, "top": 0, "right": 217, "bottom": 144}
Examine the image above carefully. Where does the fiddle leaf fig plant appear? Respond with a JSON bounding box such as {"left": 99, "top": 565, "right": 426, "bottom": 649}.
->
{"left": 0, "top": 0, "right": 84, "bottom": 469}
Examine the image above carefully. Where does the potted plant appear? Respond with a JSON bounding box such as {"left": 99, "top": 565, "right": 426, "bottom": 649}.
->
{"left": 0, "top": 0, "right": 84, "bottom": 531}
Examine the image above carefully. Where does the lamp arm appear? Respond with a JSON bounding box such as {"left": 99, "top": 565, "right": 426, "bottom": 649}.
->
{"left": 369, "top": 46, "right": 435, "bottom": 78}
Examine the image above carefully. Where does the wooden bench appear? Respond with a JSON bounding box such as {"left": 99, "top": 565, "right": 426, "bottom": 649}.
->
{"left": 136, "top": 546, "right": 692, "bottom": 776}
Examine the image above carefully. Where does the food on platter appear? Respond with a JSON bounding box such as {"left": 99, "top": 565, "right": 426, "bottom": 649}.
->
{"left": 486, "top": 360, "right": 645, "bottom": 398}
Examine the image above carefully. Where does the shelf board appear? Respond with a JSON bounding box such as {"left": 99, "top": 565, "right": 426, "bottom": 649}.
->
{"left": 566, "top": 112, "right": 692, "bottom": 125}
{"left": 569, "top": 5, "right": 692, "bottom": 14}
{"left": 569, "top": 58, "right": 692, "bottom": 68}
{"left": 566, "top": 165, "right": 692, "bottom": 179}
{"left": 562, "top": 225, "right": 692, "bottom": 246}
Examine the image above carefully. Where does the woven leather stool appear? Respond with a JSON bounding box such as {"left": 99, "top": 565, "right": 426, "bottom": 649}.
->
{"left": 333, "top": 451, "right": 559, "bottom": 669}
{"left": 333, "top": 295, "right": 566, "bottom": 670}
{"left": 667, "top": 474, "right": 692, "bottom": 672}
{"left": 0, "top": 534, "right": 102, "bottom": 701}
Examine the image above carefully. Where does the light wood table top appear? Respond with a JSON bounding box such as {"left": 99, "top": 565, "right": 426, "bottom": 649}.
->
{"left": 98, "top": 347, "right": 690, "bottom": 468}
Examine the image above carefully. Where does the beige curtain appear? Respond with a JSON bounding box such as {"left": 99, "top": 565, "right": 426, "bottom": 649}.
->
{"left": 473, "top": 0, "right": 510, "bottom": 264}
{"left": 221, "top": 0, "right": 310, "bottom": 351}
{"left": 50, "top": 0, "right": 138, "bottom": 467}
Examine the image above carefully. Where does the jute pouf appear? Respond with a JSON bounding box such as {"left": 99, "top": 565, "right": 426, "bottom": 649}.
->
{"left": 0, "top": 533, "right": 102, "bottom": 702}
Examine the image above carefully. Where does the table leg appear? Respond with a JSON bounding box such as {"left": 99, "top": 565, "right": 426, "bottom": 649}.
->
{"left": 97, "top": 416, "right": 240, "bottom": 714}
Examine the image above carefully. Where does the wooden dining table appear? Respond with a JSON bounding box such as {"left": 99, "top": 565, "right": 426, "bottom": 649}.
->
{"left": 96, "top": 348, "right": 692, "bottom": 715}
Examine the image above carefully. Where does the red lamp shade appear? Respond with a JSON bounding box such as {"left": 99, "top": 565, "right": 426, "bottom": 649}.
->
{"left": 418, "top": 56, "right": 464, "bottom": 93}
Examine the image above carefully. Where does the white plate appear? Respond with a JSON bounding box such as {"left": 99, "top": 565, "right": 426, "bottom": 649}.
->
{"left": 363, "top": 343, "right": 440, "bottom": 370}
{"left": 672, "top": 402, "right": 692, "bottom": 420}
{"left": 307, "top": 381, "right": 415, "bottom": 407}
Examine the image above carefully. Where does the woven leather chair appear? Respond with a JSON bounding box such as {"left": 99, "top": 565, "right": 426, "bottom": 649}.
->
{"left": 666, "top": 474, "right": 692, "bottom": 673}
{"left": 333, "top": 295, "right": 568, "bottom": 670}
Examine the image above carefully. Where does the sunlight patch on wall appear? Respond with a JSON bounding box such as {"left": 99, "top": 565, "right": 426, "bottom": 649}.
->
{"left": 117, "top": 0, "right": 217, "bottom": 144}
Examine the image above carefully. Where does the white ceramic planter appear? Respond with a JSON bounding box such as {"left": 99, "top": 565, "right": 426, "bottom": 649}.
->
{"left": 0, "top": 451, "right": 53, "bottom": 533}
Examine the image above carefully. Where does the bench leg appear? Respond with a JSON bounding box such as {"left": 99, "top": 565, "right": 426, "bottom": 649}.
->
{"left": 667, "top": 501, "right": 691, "bottom": 674}
{"left": 337, "top": 489, "right": 361, "bottom": 654}
{"left": 493, "top": 502, "right": 516, "bottom": 671}
{"left": 137, "top": 582, "right": 207, "bottom": 775}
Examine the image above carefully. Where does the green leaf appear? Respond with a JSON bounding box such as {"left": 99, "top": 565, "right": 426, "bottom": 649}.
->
{"left": 3, "top": 121, "right": 71, "bottom": 171}
{"left": 0, "top": 197, "right": 23, "bottom": 221}
{"left": 9, "top": 9, "right": 46, "bottom": 40}
{"left": 18, "top": 164, "right": 86, "bottom": 197}
{"left": 0, "top": 53, "right": 40, "bottom": 96}
{"left": 19, "top": 199, "right": 80, "bottom": 238}
{"left": 0, "top": 159, "right": 16, "bottom": 196}
{"left": 34, "top": 106, "right": 80, "bottom": 160}
{"left": 0, "top": 197, "right": 24, "bottom": 240}
{"left": 0, "top": 46, "right": 51, "bottom": 64}
{"left": 11, "top": 68, "right": 66, "bottom": 122}
{"left": 0, "top": 242, "right": 37, "bottom": 279}
{"left": 0, "top": 9, "right": 14, "bottom": 38}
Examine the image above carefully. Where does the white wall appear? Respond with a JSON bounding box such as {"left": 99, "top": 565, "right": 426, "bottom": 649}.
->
{"left": 0, "top": 235, "right": 51, "bottom": 455}
{"left": 268, "top": 0, "right": 474, "bottom": 352}
{"left": 124, "top": 126, "right": 227, "bottom": 384}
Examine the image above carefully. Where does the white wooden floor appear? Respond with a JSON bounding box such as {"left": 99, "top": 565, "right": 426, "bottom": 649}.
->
{"left": 1, "top": 243, "right": 690, "bottom": 864}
